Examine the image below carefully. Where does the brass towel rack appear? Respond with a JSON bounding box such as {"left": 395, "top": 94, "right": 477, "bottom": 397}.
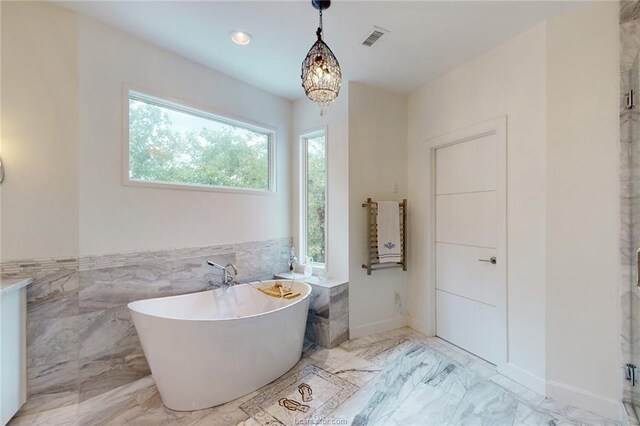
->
{"left": 362, "top": 198, "right": 407, "bottom": 275}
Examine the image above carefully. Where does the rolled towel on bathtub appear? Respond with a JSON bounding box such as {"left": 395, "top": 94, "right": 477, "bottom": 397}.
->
{"left": 257, "top": 282, "right": 301, "bottom": 299}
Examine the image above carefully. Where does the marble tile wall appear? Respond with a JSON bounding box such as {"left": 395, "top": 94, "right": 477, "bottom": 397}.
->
{"left": 305, "top": 282, "right": 349, "bottom": 348}
{"left": 1, "top": 237, "right": 291, "bottom": 417}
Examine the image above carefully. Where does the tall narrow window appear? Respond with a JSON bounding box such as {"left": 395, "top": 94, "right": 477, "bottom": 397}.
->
{"left": 300, "top": 130, "right": 327, "bottom": 268}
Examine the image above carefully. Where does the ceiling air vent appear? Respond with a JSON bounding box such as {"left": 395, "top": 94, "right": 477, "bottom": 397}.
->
{"left": 361, "top": 26, "right": 389, "bottom": 47}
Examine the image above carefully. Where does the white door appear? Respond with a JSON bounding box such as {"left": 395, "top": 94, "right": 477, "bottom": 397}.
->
{"left": 433, "top": 119, "right": 506, "bottom": 365}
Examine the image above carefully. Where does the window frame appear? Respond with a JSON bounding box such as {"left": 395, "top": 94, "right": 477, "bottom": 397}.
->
{"left": 123, "top": 87, "right": 277, "bottom": 194}
{"left": 298, "top": 127, "right": 329, "bottom": 274}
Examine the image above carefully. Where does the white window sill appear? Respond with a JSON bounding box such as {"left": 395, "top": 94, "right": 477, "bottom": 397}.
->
{"left": 274, "top": 272, "right": 347, "bottom": 289}
{"left": 124, "top": 179, "right": 276, "bottom": 195}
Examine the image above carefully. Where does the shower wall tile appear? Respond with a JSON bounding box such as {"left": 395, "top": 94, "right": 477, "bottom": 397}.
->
{"left": 624, "top": 72, "right": 632, "bottom": 114}
{"left": 623, "top": 20, "right": 640, "bottom": 74}
{"left": 6, "top": 237, "right": 293, "bottom": 418}
{"left": 621, "top": 2, "right": 640, "bottom": 407}
{"left": 622, "top": 1, "right": 640, "bottom": 24}
{"left": 625, "top": 145, "right": 633, "bottom": 210}
{"left": 623, "top": 289, "right": 632, "bottom": 367}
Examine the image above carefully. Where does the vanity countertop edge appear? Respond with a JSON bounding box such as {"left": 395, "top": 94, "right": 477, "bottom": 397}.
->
{"left": 1, "top": 277, "right": 33, "bottom": 296}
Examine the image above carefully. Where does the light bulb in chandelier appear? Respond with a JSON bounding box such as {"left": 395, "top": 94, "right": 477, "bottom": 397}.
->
{"left": 301, "top": 0, "right": 342, "bottom": 116}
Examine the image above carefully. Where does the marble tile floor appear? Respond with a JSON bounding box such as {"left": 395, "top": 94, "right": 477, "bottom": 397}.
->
{"left": 10, "top": 327, "right": 621, "bottom": 426}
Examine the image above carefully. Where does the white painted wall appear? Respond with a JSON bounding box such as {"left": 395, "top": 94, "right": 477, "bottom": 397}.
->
{"left": 1, "top": 2, "right": 79, "bottom": 260}
{"left": 545, "top": 2, "right": 621, "bottom": 418}
{"left": 407, "top": 3, "right": 621, "bottom": 418}
{"left": 1, "top": 3, "right": 293, "bottom": 260}
{"left": 407, "top": 23, "right": 548, "bottom": 389}
{"left": 348, "top": 82, "right": 408, "bottom": 337}
{"left": 292, "top": 83, "right": 407, "bottom": 337}
{"left": 78, "top": 15, "right": 292, "bottom": 257}
{"left": 291, "top": 92, "right": 349, "bottom": 283}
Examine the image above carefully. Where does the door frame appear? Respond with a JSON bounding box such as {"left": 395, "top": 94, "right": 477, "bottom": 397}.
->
{"left": 426, "top": 116, "right": 508, "bottom": 367}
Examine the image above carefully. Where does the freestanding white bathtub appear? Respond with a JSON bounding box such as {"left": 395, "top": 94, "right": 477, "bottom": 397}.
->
{"left": 128, "top": 280, "right": 311, "bottom": 411}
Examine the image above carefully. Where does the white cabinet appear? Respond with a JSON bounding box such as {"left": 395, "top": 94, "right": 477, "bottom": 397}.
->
{"left": 1, "top": 278, "right": 31, "bottom": 425}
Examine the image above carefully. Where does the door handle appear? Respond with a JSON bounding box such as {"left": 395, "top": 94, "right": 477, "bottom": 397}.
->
{"left": 478, "top": 257, "right": 497, "bottom": 265}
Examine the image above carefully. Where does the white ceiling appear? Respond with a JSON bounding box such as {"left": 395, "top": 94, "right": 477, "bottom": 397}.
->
{"left": 58, "top": 1, "right": 583, "bottom": 100}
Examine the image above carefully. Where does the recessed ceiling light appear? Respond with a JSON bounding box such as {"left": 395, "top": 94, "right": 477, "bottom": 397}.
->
{"left": 230, "top": 30, "right": 252, "bottom": 45}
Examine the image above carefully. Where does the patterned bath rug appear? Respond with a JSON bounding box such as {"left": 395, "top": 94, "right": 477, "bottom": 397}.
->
{"left": 240, "top": 365, "right": 358, "bottom": 426}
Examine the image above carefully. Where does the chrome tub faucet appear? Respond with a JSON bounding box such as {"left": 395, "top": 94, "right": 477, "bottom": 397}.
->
{"left": 207, "top": 261, "right": 238, "bottom": 288}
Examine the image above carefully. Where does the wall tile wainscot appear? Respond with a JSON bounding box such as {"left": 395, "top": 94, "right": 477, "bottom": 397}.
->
{"left": 1, "top": 238, "right": 292, "bottom": 419}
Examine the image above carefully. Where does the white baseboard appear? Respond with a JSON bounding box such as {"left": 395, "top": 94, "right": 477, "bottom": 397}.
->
{"left": 499, "top": 365, "right": 622, "bottom": 421}
{"left": 349, "top": 316, "right": 407, "bottom": 339}
{"left": 497, "top": 363, "right": 546, "bottom": 395}
{"left": 406, "top": 315, "right": 431, "bottom": 336}
{"left": 546, "top": 379, "right": 622, "bottom": 420}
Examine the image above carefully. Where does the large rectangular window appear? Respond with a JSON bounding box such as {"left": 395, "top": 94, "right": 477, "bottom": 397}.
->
{"left": 126, "top": 91, "right": 275, "bottom": 192}
{"left": 300, "top": 130, "right": 327, "bottom": 268}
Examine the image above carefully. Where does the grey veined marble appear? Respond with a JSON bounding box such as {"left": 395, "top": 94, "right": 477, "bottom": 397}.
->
{"left": 9, "top": 237, "right": 292, "bottom": 419}
{"left": 305, "top": 281, "right": 349, "bottom": 349}
{"left": 10, "top": 327, "right": 619, "bottom": 426}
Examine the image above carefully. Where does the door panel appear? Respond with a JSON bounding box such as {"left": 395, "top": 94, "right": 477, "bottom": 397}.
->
{"left": 436, "top": 192, "right": 497, "bottom": 248}
{"left": 436, "top": 135, "right": 497, "bottom": 195}
{"left": 436, "top": 243, "right": 499, "bottom": 307}
{"left": 436, "top": 289, "right": 499, "bottom": 363}
{"left": 433, "top": 119, "right": 506, "bottom": 366}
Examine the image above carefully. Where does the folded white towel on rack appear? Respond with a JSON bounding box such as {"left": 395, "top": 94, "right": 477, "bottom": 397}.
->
{"left": 377, "top": 201, "right": 401, "bottom": 264}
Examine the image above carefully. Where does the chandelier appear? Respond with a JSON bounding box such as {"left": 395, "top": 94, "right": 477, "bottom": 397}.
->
{"left": 301, "top": 0, "right": 342, "bottom": 116}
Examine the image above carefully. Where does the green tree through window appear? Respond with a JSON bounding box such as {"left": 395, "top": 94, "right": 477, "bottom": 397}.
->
{"left": 305, "top": 134, "right": 326, "bottom": 264}
{"left": 128, "top": 95, "right": 271, "bottom": 190}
